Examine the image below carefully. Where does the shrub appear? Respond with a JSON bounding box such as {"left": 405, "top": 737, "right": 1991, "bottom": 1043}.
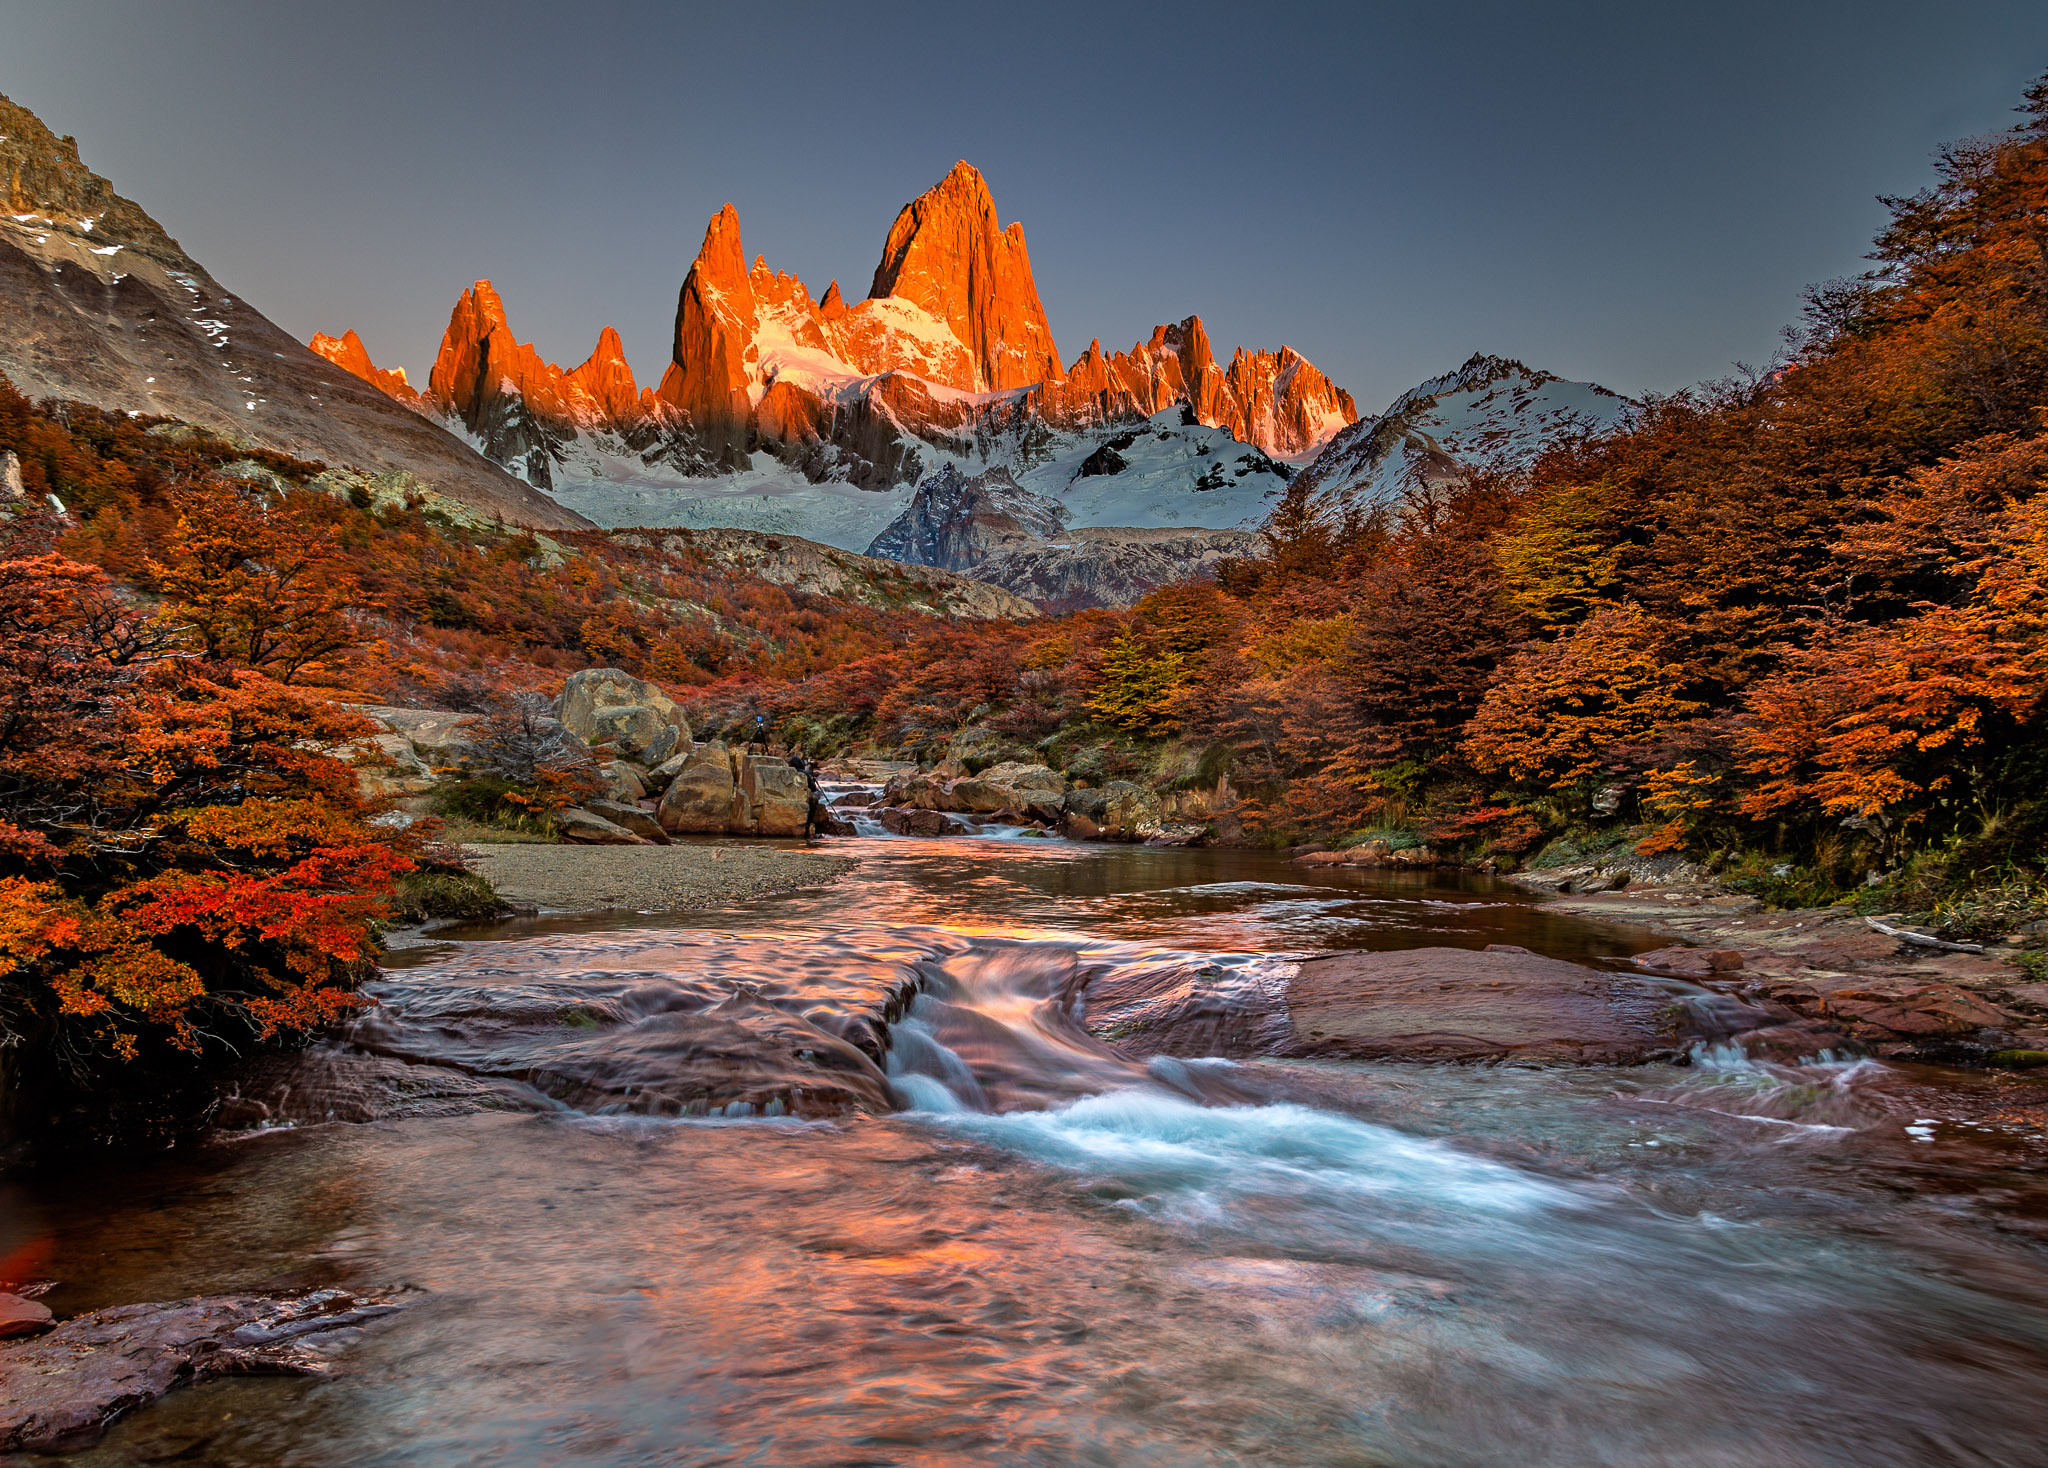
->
{"left": 392, "top": 870, "right": 505, "bottom": 922}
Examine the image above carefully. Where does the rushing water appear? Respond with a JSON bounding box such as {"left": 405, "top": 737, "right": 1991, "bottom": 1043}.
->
{"left": 6, "top": 833, "right": 2048, "bottom": 1466}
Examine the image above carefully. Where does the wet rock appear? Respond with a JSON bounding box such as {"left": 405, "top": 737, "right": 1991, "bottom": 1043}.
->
{"left": 0, "top": 1288, "right": 406, "bottom": 1454}
{"left": 346, "top": 932, "right": 926, "bottom": 1118}
{"left": 584, "top": 799, "right": 671, "bottom": 844}
{"left": 878, "top": 807, "right": 965, "bottom": 837}
{"left": 1281, "top": 947, "right": 1682, "bottom": 1065}
{"left": 555, "top": 807, "right": 649, "bottom": 845}
{"left": 812, "top": 806, "right": 859, "bottom": 836}
{"left": 0, "top": 1295, "right": 51, "bottom": 1341}
{"left": 1818, "top": 984, "right": 2013, "bottom": 1040}
{"left": 1632, "top": 946, "right": 1746, "bottom": 977}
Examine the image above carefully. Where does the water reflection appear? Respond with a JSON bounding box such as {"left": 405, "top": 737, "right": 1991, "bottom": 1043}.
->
{"left": 9, "top": 842, "right": 2048, "bottom": 1466}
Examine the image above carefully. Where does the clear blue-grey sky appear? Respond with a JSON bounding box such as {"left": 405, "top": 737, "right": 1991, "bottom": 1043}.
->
{"left": 4, "top": 0, "right": 2045, "bottom": 413}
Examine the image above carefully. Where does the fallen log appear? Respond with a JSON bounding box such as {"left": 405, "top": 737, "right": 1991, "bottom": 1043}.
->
{"left": 1864, "top": 916, "right": 1985, "bottom": 954}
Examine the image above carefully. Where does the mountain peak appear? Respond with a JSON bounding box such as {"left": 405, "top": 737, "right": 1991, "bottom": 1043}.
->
{"left": 868, "top": 161, "right": 1059, "bottom": 392}
{"left": 0, "top": 91, "right": 192, "bottom": 269}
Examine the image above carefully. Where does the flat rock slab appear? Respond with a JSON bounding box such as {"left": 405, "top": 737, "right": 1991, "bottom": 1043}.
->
{"left": 1282, "top": 946, "right": 1681, "bottom": 1065}
{"left": 0, "top": 1294, "right": 51, "bottom": 1340}
{"left": 0, "top": 1288, "right": 405, "bottom": 1453}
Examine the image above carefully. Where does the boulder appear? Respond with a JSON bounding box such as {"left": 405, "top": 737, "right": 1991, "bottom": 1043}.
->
{"left": 947, "top": 776, "right": 1012, "bottom": 813}
{"left": 355, "top": 730, "right": 436, "bottom": 799}
{"left": 351, "top": 707, "right": 481, "bottom": 772}
{"left": 599, "top": 760, "right": 647, "bottom": 803}
{"left": 880, "top": 773, "right": 943, "bottom": 810}
{"left": 584, "top": 799, "right": 671, "bottom": 844}
{"left": 557, "top": 669, "right": 689, "bottom": 762}
{"left": 1097, "top": 781, "right": 1164, "bottom": 840}
{"left": 980, "top": 761, "right": 1065, "bottom": 796}
{"left": 657, "top": 742, "right": 738, "bottom": 834}
{"left": 555, "top": 807, "right": 650, "bottom": 845}
{"left": 640, "top": 750, "right": 690, "bottom": 795}
{"left": 1064, "top": 787, "right": 1108, "bottom": 821}
{"left": 735, "top": 753, "right": 811, "bottom": 837}
{"left": 878, "top": 807, "right": 964, "bottom": 837}
{"left": 946, "top": 760, "right": 1066, "bottom": 815}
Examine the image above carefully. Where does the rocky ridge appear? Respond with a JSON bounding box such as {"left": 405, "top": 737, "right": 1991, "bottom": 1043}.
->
{"left": 0, "top": 93, "right": 583, "bottom": 531}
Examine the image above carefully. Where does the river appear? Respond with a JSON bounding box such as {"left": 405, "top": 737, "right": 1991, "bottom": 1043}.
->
{"left": 5, "top": 835, "right": 2047, "bottom": 1465}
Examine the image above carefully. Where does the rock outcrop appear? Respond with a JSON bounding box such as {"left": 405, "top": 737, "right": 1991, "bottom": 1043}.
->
{"left": 0, "top": 93, "right": 583, "bottom": 531}
{"left": 863, "top": 462, "right": 1261, "bottom": 609}
{"left": 657, "top": 204, "right": 757, "bottom": 472}
{"left": 0, "top": 1289, "right": 406, "bottom": 1454}
{"left": 1280, "top": 947, "right": 1682, "bottom": 1065}
{"left": 309, "top": 329, "right": 426, "bottom": 411}
{"left": 1025, "top": 317, "right": 1355, "bottom": 459}
{"left": 969, "top": 526, "right": 1261, "bottom": 611}
{"left": 866, "top": 464, "right": 1066, "bottom": 569}
{"left": 626, "top": 527, "right": 1039, "bottom": 620}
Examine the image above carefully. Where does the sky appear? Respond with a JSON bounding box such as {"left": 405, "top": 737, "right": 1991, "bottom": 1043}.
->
{"left": 4, "top": 0, "right": 2046, "bottom": 415}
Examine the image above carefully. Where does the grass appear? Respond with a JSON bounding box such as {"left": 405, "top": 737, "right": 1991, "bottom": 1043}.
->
{"left": 392, "top": 870, "right": 507, "bottom": 922}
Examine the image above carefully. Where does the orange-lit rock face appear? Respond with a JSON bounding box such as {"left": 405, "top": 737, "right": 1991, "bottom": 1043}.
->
{"left": 1026, "top": 316, "right": 1355, "bottom": 458}
{"left": 659, "top": 204, "right": 758, "bottom": 467}
{"left": 421, "top": 281, "right": 643, "bottom": 431}
{"left": 308, "top": 329, "right": 426, "bottom": 411}
{"left": 314, "top": 163, "right": 1356, "bottom": 486}
{"left": 567, "top": 326, "right": 641, "bottom": 425}
{"left": 867, "top": 161, "right": 1061, "bottom": 393}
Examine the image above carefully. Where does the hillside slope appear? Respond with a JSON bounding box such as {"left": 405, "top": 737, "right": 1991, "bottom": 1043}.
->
{"left": 0, "top": 94, "right": 584, "bottom": 531}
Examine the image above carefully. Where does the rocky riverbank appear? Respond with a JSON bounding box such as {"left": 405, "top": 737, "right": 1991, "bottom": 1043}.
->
{"left": 1517, "top": 881, "right": 2048, "bottom": 1066}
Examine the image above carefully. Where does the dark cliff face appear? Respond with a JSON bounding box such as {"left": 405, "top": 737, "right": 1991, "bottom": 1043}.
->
{"left": 864, "top": 462, "right": 1258, "bottom": 609}
{"left": 968, "top": 526, "right": 1260, "bottom": 611}
{"left": 0, "top": 93, "right": 585, "bottom": 532}
{"left": 866, "top": 464, "right": 1067, "bottom": 570}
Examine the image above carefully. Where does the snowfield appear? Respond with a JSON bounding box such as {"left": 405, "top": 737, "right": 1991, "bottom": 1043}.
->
{"left": 549, "top": 408, "right": 1295, "bottom": 552}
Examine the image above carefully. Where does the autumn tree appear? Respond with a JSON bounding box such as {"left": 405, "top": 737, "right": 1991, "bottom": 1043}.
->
{"left": 149, "top": 485, "right": 367, "bottom": 683}
{"left": 1464, "top": 604, "right": 1703, "bottom": 804}
{"left": 0, "top": 513, "right": 409, "bottom": 1131}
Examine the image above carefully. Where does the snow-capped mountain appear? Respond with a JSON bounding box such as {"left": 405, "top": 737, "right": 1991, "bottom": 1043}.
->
{"left": 1292, "top": 353, "right": 1631, "bottom": 511}
{"left": 311, "top": 162, "right": 1354, "bottom": 551}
